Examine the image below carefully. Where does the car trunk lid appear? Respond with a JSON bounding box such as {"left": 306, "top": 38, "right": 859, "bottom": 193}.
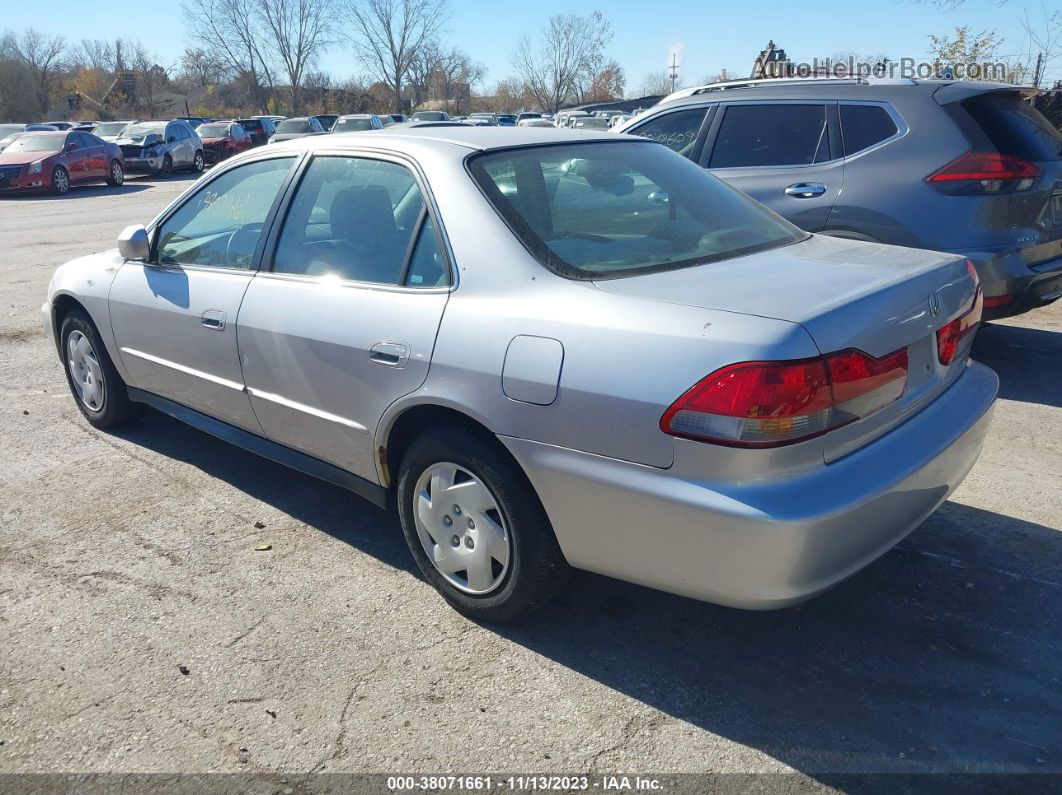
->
{"left": 594, "top": 235, "right": 980, "bottom": 460}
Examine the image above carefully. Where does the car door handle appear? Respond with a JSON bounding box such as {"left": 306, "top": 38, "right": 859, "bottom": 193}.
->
{"left": 784, "top": 182, "right": 827, "bottom": 198}
{"left": 368, "top": 341, "right": 409, "bottom": 367}
{"left": 201, "top": 310, "right": 226, "bottom": 330}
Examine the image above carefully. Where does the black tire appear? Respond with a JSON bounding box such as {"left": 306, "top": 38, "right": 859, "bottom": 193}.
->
{"left": 160, "top": 155, "right": 173, "bottom": 176}
{"left": 192, "top": 151, "right": 205, "bottom": 172}
{"left": 106, "top": 159, "right": 124, "bottom": 186}
{"left": 396, "top": 426, "right": 570, "bottom": 622}
{"left": 59, "top": 308, "right": 145, "bottom": 430}
{"left": 50, "top": 165, "right": 69, "bottom": 195}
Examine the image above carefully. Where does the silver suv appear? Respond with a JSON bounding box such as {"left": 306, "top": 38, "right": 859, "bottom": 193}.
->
{"left": 618, "top": 77, "right": 1062, "bottom": 319}
{"left": 115, "top": 120, "right": 205, "bottom": 175}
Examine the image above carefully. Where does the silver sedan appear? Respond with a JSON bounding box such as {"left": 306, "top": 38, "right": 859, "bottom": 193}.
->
{"left": 41, "top": 127, "right": 997, "bottom": 621}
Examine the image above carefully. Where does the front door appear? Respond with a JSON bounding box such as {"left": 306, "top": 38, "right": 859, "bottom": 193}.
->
{"left": 108, "top": 155, "right": 298, "bottom": 431}
{"left": 701, "top": 102, "right": 844, "bottom": 232}
{"left": 236, "top": 153, "right": 451, "bottom": 482}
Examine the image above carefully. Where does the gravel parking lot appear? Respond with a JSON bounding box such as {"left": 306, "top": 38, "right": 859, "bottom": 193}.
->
{"left": 1, "top": 175, "right": 1060, "bottom": 784}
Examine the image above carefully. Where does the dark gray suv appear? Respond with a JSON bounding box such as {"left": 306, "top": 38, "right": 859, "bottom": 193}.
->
{"left": 618, "top": 78, "right": 1062, "bottom": 319}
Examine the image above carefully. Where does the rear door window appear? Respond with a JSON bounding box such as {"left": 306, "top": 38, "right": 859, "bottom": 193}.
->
{"left": 840, "top": 105, "right": 899, "bottom": 155}
{"left": 709, "top": 104, "right": 831, "bottom": 168}
{"left": 627, "top": 108, "right": 709, "bottom": 156}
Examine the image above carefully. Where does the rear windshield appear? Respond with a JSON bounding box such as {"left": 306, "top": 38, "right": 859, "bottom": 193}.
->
{"left": 413, "top": 112, "right": 447, "bottom": 121}
{"left": 276, "top": 119, "right": 311, "bottom": 133}
{"left": 468, "top": 141, "right": 806, "bottom": 279}
{"left": 964, "top": 94, "right": 1062, "bottom": 161}
{"left": 238, "top": 120, "right": 263, "bottom": 130}
{"left": 93, "top": 122, "right": 129, "bottom": 137}
{"left": 334, "top": 117, "right": 373, "bottom": 132}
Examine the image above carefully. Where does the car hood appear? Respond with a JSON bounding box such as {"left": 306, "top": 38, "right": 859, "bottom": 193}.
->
{"left": 0, "top": 151, "right": 54, "bottom": 166}
{"left": 115, "top": 134, "right": 162, "bottom": 146}
{"left": 593, "top": 234, "right": 975, "bottom": 358}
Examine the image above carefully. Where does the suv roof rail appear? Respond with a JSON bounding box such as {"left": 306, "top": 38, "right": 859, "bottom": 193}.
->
{"left": 657, "top": 75, "right": 923, "bottom": 105}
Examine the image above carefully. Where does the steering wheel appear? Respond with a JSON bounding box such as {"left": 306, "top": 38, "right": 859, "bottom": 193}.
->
{"left": 225, "top": 222, "right": 264, "bottom": 267}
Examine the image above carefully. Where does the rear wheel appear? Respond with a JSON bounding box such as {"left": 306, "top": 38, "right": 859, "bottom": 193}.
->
{"left": 396, "top": 427, "right": 570, "bottom": 622}
{"left": 50, "top": 166, "right": 69, "bottom": 195}
{"left": 106, "top": 159, "right": 124, "bottom": 186}
{"left": 59, "top": 309, "right": 144, "bottom": 429}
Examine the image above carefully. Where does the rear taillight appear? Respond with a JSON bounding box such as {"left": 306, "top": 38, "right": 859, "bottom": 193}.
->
{"left": 936, "top": 289, "right": 983, "bottom": 365}
{"left": 927, "top": 151, "right": 1041, "bottom": 194}
{"left": 982, "top": 294, "right": 1014, "bottom": 309}
{"left": 660, "top": 348, "right": 909, "bottom": 448}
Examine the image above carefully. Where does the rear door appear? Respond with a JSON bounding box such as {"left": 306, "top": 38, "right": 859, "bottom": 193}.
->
{"left": 236, "top": 152, "right": 451, "bottom": 482}
{"left": 108, "top": 155, "right": 299, "bottom": 431}
{"left": 700, "top": 101, "right": 844, "bottom": 231}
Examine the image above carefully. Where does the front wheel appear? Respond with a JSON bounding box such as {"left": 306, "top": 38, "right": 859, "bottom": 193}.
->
{"left": 59, "top": 309, "right": 145, "bottom": 429}
{"left": 106, "top": 159, "right": 124, "bottom": 186}
{"left": 50, "top": 166, "right": 69, "bottom": 195}
{"left": 396, "top": 427, "right": 570, "bottom": 622}
{"left": 192, "top": 151, "right": 204, "bottom": 172}
{"left": 160, "top": 155, "right": 173, "bottom": 177}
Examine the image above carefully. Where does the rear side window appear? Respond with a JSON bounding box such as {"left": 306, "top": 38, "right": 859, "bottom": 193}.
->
{"left": 710, "top": 104, "right": 831, "bottom": 168}
{"left": 273, "top": 156, "right": 433, "bottom": 285}
{"left": 468, "top": 141, "right": 805, "bottom": 279}
{"left": 840, "top": 105, "right": 898, "bottom": 155}
{"left": 963, "top": 94, "right": 1062, "bottom": 161}
{"left": 628, "top": 108, "right": 708, "bottom": 155}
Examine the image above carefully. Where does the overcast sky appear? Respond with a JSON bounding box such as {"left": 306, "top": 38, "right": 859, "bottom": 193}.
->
{"left": 3, "top": 0, "right": 1057, "bottom": 91}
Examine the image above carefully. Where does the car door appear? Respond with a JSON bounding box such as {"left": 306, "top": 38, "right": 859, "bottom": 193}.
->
{"left": 78, "top": 132, "right": 106, "bottom": 178}
{"left": 699, "top": 101, "right": 844, "bottom": 232}
{"left": 61, "top": 132, "right": 91, "bottom": 183}
{"left": 108, "top": 154, "right": 300, "bottom": 431}
{"left": 236, "top": 152, "right": 452, "bottom": 482}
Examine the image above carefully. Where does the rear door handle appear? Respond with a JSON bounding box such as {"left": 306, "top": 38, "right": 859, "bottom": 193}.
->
{"left": 368, "top": 341, "right": 409, "bottom": 367}
{"left": 201, "top": 309, "right": 226, "bottom": 330}
{"left": 784, "top": 182, "right": 827, "bottom": 198}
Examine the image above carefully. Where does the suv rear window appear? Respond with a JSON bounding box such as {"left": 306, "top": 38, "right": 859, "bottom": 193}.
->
{"left": 963, "top": 93, "right": 1062, "bottom": 162}
{"left": 710, "top": 104, "right": 831, "bottom": 168}
{"left": 468, "top": 141, "right": 806, "bottom": 279}
{"left": 840, "top": 105, "right": 898, "bottom": 155}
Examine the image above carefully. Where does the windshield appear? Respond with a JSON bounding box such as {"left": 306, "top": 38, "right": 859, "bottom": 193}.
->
{"left": 94, "top": 122, "right": 129, "bottom": 137}
{"left": 6, "top": 134, "right": 65, "bottom": 154}
{"left": 413, "top": 112, "right": 447, "bottom": 121}
{"left": 122, "top": 123, "right": 165, "bottom": 141}
{"left": 468, "top": 141, "right": 806, "bottom": 279}
{"left": 198, "top": 124, "right": 231, "bottom": 138}
{"left": 334, "top": 118, "right": 373, "bottom": 132}
{"left": 276, "top": 119, "right": 311, "bottom": 133}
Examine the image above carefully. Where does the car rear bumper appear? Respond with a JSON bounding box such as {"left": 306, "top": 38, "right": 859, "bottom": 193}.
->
{"left": 500, "top": 360, "right": 998, "bottom": 609}
{"left": 963, "top": 248, "right": 1062, "bottom": 319}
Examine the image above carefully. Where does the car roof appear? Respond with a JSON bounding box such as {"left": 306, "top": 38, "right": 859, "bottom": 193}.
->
{"left": 652, "top": 77, "right": 1024, "bottom": 111}
{"left": 265, "top": 125, "right": 619, "bottom": 155}
{"left": 338, "top": 114, "right": 375, "bottom": 119}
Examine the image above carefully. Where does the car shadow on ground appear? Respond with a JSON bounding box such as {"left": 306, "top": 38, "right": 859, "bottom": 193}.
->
{"left": 0, "top": 183, "right": 152, "bottom": 201}
{"left": 114, "top": 410, "right": 1062, "bottom": 779}
{"left": 973, "top": 322, "right": 1062, "bottom": 409}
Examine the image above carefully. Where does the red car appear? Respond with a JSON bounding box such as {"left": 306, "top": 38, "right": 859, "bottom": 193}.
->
{"left": 197, "top": 121, "right": 254, "bottom": 164}
{"left": 0, "top": 131, "right": 124, "bottom": 195}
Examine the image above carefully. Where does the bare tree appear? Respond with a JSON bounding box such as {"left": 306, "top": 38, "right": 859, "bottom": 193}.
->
{"left": 254, "top": 0, "right": 337, "bottom": 114}
{"left": 637, "top": 70, "right": 673, "bottom": 97}
{"left": 513, "top": 12, "right": 613, "bottom": 113}
{"left": 408, "top": 40, "right": 481, "bottom": 111}
{"left": 7, "top": 28, "right": 66, "bottom": 115}
{"left": 72, "top": 39, "right": 116, "bottom": 72}
{"left": 346, "top": 0, "right": 450, "bottom": 112}
{"left": 178, "top": 47, "right": 231, "bottom": 88}
{"left": 183, "top": 0, "right": 279, "bottom": 112}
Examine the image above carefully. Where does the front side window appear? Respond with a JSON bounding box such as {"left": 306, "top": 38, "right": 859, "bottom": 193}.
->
{"left": 156, "top": 157, "right": 295, "bottom": 269}
{"left": 629, "top": 108, "right": 709, "bottom": 156}
{"left": 469, "top": 141, "right": 805, "bottom": 279}
{"left": 709, "top": 104, "right": 831, "bottom": 168}
{"left": 273, "top": 156, "right": 443, "bottom": 286}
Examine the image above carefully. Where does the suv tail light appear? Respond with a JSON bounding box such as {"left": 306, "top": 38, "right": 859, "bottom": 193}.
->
{"left": 660, "top": 348, "right": 909, "bottom": 448}
{"left": 926, "top": 151, "right": 1041, "bottom": 194}
{"left": 937, "top": 288, "right": 983, "bottom": 365}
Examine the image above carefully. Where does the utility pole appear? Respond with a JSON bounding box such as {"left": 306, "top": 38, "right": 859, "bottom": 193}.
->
{"left": 1032, "top": 52, "right": 1044, "bottom": 88}
{"left": 668, "top": 53, "right": 679, "bottom": 93}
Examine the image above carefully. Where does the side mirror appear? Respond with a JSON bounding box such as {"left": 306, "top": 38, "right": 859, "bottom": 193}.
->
{"left": 117, "top": 224, "right": 149, "bottom": 261}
